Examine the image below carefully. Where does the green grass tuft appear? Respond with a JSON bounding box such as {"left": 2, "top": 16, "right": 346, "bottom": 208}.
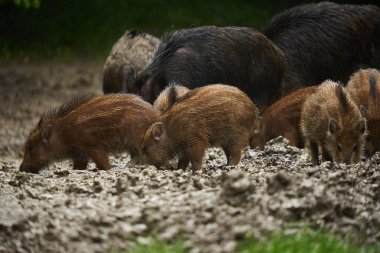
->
{"left": 127, "top": 239, "right": 185, "bottom": 253}
{"left": 239, "top": 229, "right": 379, "bottom": 253}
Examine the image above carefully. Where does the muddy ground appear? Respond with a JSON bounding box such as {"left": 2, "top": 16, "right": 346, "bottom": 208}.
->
{"left": 0, "top": 62, "right": 379, "bottom": 253}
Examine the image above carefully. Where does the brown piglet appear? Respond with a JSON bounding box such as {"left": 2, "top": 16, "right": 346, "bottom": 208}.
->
{"left": 347, "top": 68, "right": 380, "bottom": 155}
{"left": 140, "top": 84, "right": 260, "bottom": 172}
{"left": 300, "top": 80, "right": 366, "bottom": 165}
{"left": 251, "top": 86, "right": 318, "bottom": 149}
{"left": 153, "top": 84, "right": 190, "bottom": 114}
{"left": 20, "top": 94, "right": 159, "bottom": 173}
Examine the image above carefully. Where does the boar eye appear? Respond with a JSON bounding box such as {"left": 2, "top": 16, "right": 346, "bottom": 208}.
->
{"left": 337, "top": 144, "right": 342, "bottom": 153}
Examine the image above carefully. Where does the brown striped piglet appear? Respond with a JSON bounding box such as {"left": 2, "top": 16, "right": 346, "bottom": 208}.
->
{"left": 300, "top": 80, "right": 366, "bottom": 165}
{"left": 251, "top": 86, "right": 318, "bottom": 149}
{"left": 347, "top": 68, "right": 380, "bottom": 156}
{"left": 140, "top": 84, "right": 260, "bottom": 172}
{"left": 19, "top": 94, "right": 158, "bottom": 173}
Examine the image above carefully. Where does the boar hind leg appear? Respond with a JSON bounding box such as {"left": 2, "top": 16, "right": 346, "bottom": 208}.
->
{"left": 73, "top": 157, "right": 88, "bottom": 170}
{"left": 177, "top": 155, "right": 190, "bottom": 170}
{"left": 89, "top": 149, "right": 111, "bottom": 170}
{"left": 309, "top": 140, "right": 320, "bottom": 166}
{"left": 189, "top": 143, "right": 206, "bottom": 172}
{"left": 223, "top": 145, "right": 242, "bottom": 166}
{"left": 226, "top": 132, "right": 249, "bottom": 166}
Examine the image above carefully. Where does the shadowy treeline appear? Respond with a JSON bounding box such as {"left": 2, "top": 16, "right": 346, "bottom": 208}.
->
{"left": 0, "top": 0, "right": 378, "bottom": 59}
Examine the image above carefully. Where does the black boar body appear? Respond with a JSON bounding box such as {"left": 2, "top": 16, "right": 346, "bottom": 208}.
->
{"left": 265, "top": 2, "right": 380, "bottom": 94}
{"left": 128, "top": 26, "right": 286, "bottom": 111}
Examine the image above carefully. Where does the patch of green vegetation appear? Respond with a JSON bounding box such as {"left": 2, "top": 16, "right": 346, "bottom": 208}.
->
{"left": 126, "top": 239, "right": 185, "bottom": 253}
{"left": 122, "top": 229, "right": 380, "bottom": 253}
{"left": 238, "top": 229, "right": 379, "bottom": 253}
{"left": 0, "top": 0, "right": 292, "bottom": 60}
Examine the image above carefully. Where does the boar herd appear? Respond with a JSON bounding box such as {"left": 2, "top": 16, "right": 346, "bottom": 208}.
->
{"left": 20, "top": 2, "right": 380, "bottom": 173}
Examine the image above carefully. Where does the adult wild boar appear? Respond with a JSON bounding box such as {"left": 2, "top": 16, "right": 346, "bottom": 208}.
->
{"left": 265, "top": 2, "right": 380, "bottom": 94}
{"left": 103, "top": 30, "right": 160, "bottom": 94}
{"left": 127, "top": 26, "right": 286, "bottom": 112}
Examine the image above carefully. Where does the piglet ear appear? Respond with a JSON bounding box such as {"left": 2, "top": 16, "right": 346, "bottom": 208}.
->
{"left": 41, "top": 125, "right": 53, "bottom": 144}
{"left": 152, "top": 122, "right": 164, "bottom": 141}
{"left": 357, "top": 118, "right": 366, "bottom": 134}
{"left": 328, "top": 118, "right": 339, "bottom": 134}
{"left": 359, "top": 105, "right": 368, "bottom": 119}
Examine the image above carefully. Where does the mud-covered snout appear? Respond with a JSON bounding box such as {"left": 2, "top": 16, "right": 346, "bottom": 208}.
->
{"left": 19, "top": 158, "right": 48, "bottom": 173}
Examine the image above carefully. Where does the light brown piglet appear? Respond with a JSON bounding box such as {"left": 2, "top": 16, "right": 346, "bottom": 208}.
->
{"left": 140, "top": 84, "right": 260, "bottom": 172}
{"left": 20, "top": 94, "right": 159, "bottom": 173}
{"left": 251, "top": 86, "right": 318, "bottom": 149}
{"left": 347, "top": 68, "right": 380, "bottom": 155}
{"left": 153, "top": 84, "right": 190, "bottom": 114}
{"left": 300, "top": 80, "right": 366, "bottom": 165}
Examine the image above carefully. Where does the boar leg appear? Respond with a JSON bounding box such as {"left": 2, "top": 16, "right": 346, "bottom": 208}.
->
{"left": 177, "top": 155, "right": 190, "bottom": 170}
{"left": 189, "top": 143, "right": 206, "bottom": 172}
{"left": 89, "top": 149, "right": 111, "bottom": 170}
{"left": 73, "top": 157, "right": 88, "bottom": 170}
{"left": 321, "top": 146, "right": 333, "bottom": 162}
{"left": 223, "top": 145, "right": 242, "bottom": 166}
{"left": 127, "top": 151, "right": 139, "bottom": 167}
{"left": 309, "top": 140, "right": 320, "bottom": 166}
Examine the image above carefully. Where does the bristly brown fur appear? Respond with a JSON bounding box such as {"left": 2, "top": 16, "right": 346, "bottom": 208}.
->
{"left": 336, "top": 83, "right": 349, "bottom": 113}
{"left": 39, "top": 95, "right": 95, "bottom": 126}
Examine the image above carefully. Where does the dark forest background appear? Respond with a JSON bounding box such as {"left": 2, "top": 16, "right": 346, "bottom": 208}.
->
{"left": 0, "top": 0, "right": 379, "bottom": 60}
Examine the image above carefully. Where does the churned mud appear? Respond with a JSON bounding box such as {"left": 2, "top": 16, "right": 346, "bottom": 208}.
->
{"left": 0, "top": 62, "right": 379, "bottom": 253}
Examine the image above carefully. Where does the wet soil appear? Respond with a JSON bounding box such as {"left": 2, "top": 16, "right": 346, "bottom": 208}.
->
{"left": 0, "top": 62, "right": 379, "bottom": 253}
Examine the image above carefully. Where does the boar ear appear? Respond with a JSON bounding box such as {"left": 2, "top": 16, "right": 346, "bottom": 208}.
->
{"left": 328, "top": 118, "right": 339, "bottom": 134}
{"left": 41, "top": 125, "right": 53, "bottom": 144}
{"left": 357, "top": 118, "right": 366, "bottom": 134}
{"left": 151, "top": 122, "right": 164, "bottom": 141}
{"left": 359, "top": 105, "right": 368, "bottom": 119}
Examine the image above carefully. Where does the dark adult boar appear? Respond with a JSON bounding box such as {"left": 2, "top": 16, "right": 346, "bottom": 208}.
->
{"left": 103, "top": 30, "right": 160, "bottom": 94}
{"left": 128, "top": 26, "right": 286, "bottom": 112}
{"left": 153, "top": 84, "right": 190, "bottom": 114}
{"left": 251, "top": 86, "right": 318, "bottom": 149}
{"left": 347, "top": 68, "right": 380, "bottom": 155}
{"left": 19, "top": 94, "right": 158, "bottom": 173}
{"left": 140, "top": 84, "right": 260, "bottom": 172}
{"left": 265, "top": 2, "right": 380, "bottom": 94}
{"left": 300, "top": 81, "right": 366, "bottom": 166}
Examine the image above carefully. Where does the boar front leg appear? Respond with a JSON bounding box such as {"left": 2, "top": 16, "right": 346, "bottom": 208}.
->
{"left": 177, "top": 155, "right": 190, "bottom": 170}
{"left": 308, "top": 140, "right": 320, "bottom": 166}
{"left": 189, "top": 143, "right": 206, "bottom": 172}
{"left": 321, "top": 146, "right": 333, "bottom": 162}
{"left": 90, "top": 149, "right": 111, "bottom": 170}
{"left": 73, "top": 157, "right": 88, "bottom": 170}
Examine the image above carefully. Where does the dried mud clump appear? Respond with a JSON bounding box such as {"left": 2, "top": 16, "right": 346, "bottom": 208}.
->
{"left": 0, "top": 63, "right": 379, "bottom": 253}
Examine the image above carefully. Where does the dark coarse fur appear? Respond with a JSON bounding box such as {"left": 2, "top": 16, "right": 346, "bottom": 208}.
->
{"left": 130, "top": 26, "right": 286, "bottom": 112}
{"left": 141, "top": 84, "right": 260, "bottom": 171}
{"left": 20, "top": 94, "right": 159, "bottom": 173}
{"left": 265, "top": 2, "right": 380, "bottom": 94}
{"left": 251, "top": 86, "right": 318, "bottom": 149}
